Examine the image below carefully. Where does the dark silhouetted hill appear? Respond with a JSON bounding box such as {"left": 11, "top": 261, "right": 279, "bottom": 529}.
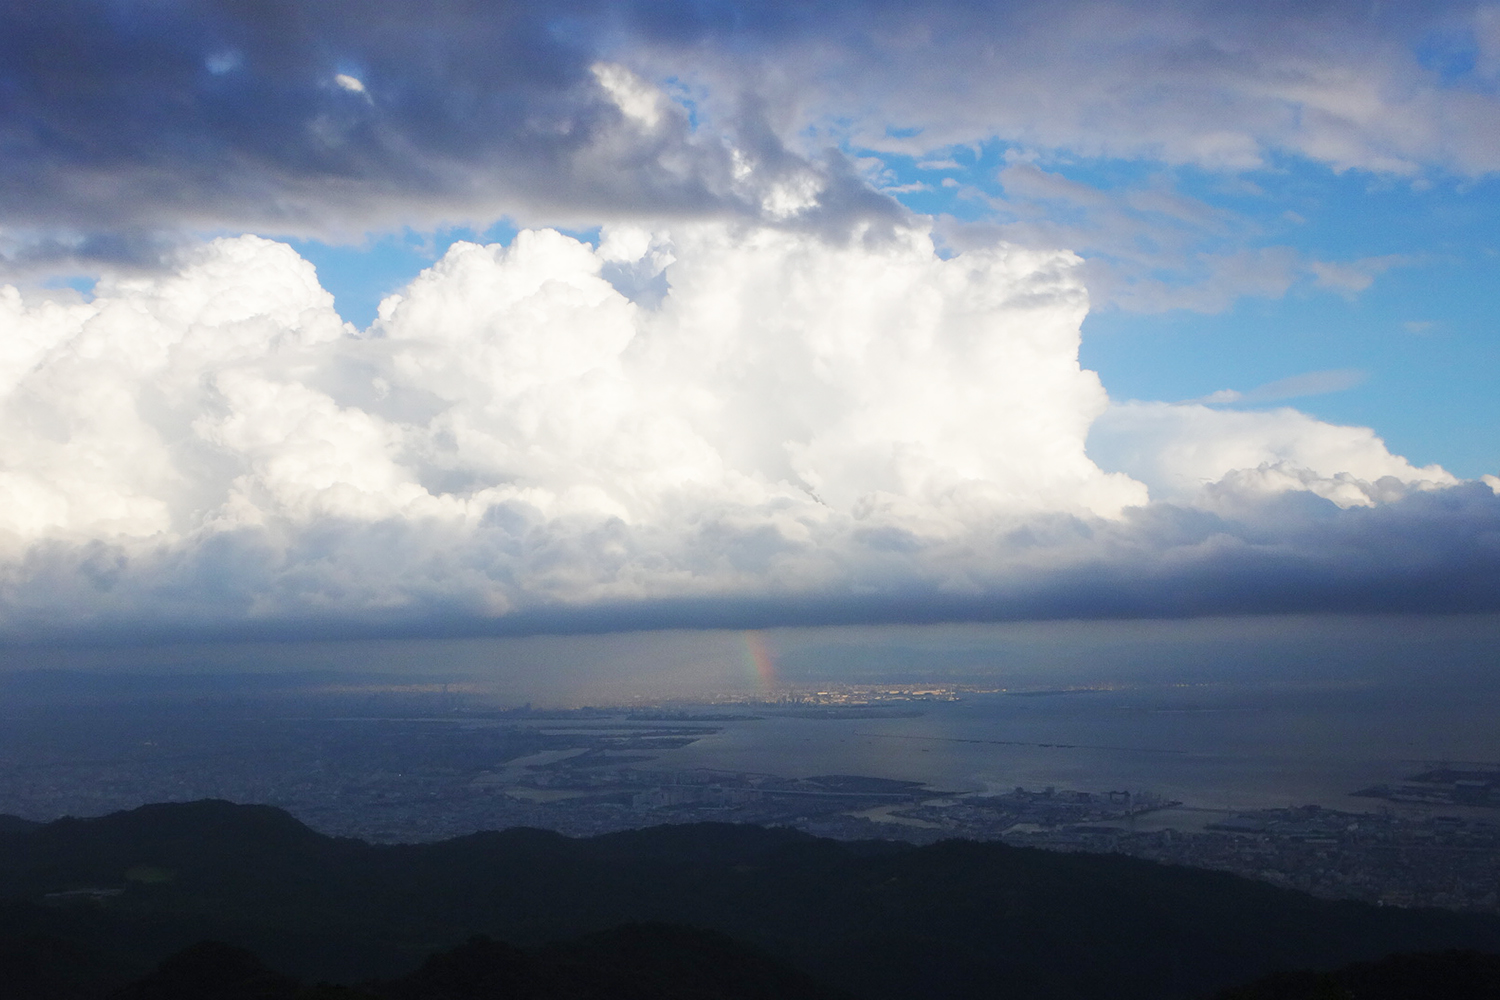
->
{"left": 372, "top": 925, "right": 854, "bottom": 1000}
{"left": 0, "top": 927, "right": 141, "bottom": 1000}
{"left": 112, "top": 940, "right": 301, "bottom": 999}
{"left": 96, "top": 927, "right": 850, "bottom": 1000}
{"left": 0, "top": 813, "right": 38, "bottom": 834}
{"left": 1209, "top": 949, "right": 1500, "bottom": 999}
{"left": 5, "top": 801, "right": 1500, "bottom": 1000}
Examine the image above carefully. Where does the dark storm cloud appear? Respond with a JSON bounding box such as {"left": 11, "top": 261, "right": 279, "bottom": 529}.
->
{"left": 1, "top": 482, "right": 1496, "bottom": 645}
{"left": 0, "top": 0, "right": 901, "bottom": 257}
{"left": 5, "top": 0, "right": 1492, "bottom": 264}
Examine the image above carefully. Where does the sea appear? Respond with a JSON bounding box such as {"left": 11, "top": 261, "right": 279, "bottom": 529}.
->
{"left": 3, "top": 613, "right": 1499, "bottom": 822}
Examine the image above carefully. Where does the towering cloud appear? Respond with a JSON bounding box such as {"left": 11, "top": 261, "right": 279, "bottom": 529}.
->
{"left": 0, "top": 227, "right": 1483, "bottom": 637}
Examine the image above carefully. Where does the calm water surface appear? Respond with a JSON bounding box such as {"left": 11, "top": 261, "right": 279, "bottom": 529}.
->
{"left": 647, "top": 682, "right": 1500, "bottom": 812}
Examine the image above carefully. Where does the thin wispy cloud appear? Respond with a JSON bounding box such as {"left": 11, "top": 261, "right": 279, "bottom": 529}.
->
{"left": 1197, "top": 369, "right": 1369, "bottom": 405}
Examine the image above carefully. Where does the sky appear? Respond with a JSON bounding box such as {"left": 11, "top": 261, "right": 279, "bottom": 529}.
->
{"left": 1, "top": 0, "right": 1499, "bottom": 643}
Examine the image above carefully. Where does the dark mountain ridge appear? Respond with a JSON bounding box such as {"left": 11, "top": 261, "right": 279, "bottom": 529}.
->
{"left": 0, "top": 814, "right": 38, "bottom": 834}
{"left": 103, "top": 927, "right": 853, "bottom": 1000}
{"left": 1211, "top": 949, "right": 1500, "bottom": 999}
{"left": 4, "top": 800, "right": 1500, "bottom": 1000}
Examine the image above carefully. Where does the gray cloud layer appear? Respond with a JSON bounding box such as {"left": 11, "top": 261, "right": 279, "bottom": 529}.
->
{"left": 0, "top": 0, "right": 899, "bottom": 269}
{"left": 664, "top": 0, "right": 1500, "bottom": 174}
{"left": 6, "top": 478, "right": 1499, "bottom": 644}
{"left": 5, "top": 1, "right": 1499, "bottom": 271}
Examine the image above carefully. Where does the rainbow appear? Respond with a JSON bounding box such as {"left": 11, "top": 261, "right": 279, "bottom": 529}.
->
{"left": 742, "top": 631, "right": 778, "bottom": 692}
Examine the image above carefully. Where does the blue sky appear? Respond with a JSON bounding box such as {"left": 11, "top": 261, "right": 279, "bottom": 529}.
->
{"left": 2, "top": 1, "right": 1500, "bottom": 640}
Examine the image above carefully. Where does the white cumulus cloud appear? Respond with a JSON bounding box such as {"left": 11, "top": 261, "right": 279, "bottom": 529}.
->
{"left": 0, "top": 225, "right": 1478, "bottom": 635}
{"left": 1088, "top": 401, "right": 1456, "bottom": 508}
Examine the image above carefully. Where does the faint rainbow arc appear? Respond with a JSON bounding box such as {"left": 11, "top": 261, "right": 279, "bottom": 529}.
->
{"left": 742, "top": 631, "right": 778, "bottom": 692}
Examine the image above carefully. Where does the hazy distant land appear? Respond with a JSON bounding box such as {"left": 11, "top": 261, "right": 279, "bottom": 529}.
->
{"left": 4, "top": 615, "right": 1500, "bottom": 915}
